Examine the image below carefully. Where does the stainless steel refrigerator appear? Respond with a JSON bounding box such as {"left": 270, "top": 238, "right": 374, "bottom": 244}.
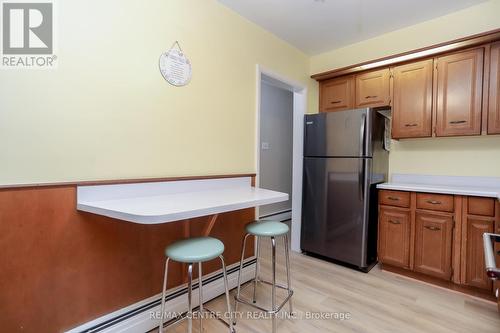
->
{"left": 301, "top": 107, "right": 389, "bottom": 272}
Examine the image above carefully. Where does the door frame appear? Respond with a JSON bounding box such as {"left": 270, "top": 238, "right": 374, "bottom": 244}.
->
{"left": 255, "top": 65, "right": 307, "bottom": 252}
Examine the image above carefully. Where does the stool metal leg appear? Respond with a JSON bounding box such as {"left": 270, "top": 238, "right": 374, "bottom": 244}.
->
{"left": 219, "top": 255, "right": 235, "bottom": 333}
{"left": 187, "top": 264, "right": 193, "bottom": 333}
{"left": 284, "top": 234, "right": 293, "bottom": 314}
{"left": 233, "top": 228, "right": 294, "bottom": 333}
{"left": 159, "top": 258, "right": 170, "bottom": 333}
{"left": 198, "top": 262, "right": 203, "bottom": 333}
{"left": 271, "top": 237, "right": 277, "bottom": 333}
{"left": 252, "top": 236, "right": 260, "bottom": 303}
{"left": 234, "top": 233, "right": 250, "bottom": 325}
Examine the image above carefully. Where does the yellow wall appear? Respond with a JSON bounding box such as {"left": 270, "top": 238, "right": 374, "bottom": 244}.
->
{"left": 0, "top": 0, "right": 311, "bottom": 185}
{"left": 2, "top": 0, "right": 500, "bottom": 185}
{"left": 309, "top": 0, "right": 500, "bottom": 177}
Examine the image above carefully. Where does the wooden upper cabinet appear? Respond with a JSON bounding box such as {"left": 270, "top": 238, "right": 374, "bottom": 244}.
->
{"left": 378, "top": 207, "right": 411, "bottom": 269}
{"left": 488, "top": 42, "right": 500, "bottom": 134}
{"left": 355, "top": 68, "right": 391, "bottom": 108}
{"left": 391, "top": 60, "right": 433, "bottom": 139}
{"left": 435, "top": 48, "right": 484, "bottom": 137}
{"left": 462, "top": 216, "right": 494, "bottom": 290}
{"left": 319, "top": 76, "right": 354, "bottom": 112}
{"left": 414, "top": 211, "right": 453, "bottom": 280}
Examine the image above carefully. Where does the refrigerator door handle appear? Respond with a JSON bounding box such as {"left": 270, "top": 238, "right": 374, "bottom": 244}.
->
{"left": 359, "top": 159, "right": 365, "bottom": 201}
{"left": 359, "top": 113, "right": 366, "bottom": 156}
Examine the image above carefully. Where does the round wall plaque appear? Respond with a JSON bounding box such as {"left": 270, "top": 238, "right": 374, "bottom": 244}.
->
{"left": 159, "top": 42, "right": 192, "bottom": 86}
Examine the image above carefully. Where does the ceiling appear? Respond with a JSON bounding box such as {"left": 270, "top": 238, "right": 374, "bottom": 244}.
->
{"left": 217, "top": 0, "right": 487, "bottom": 55}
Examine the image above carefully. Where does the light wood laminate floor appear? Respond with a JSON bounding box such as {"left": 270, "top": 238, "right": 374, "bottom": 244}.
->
{"left": 152, "top": 237, "right": 500, "bottom": 333}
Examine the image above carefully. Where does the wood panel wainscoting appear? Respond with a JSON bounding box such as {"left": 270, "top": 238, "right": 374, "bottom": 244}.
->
{"left": 0, "top": 174, "right": 256, "bottom": 333}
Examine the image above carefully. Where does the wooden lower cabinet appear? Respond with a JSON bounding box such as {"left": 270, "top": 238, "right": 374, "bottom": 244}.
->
{"left": 462, "top": 216, "right": 494, "bottom": 290}
{"left": 496, "top": 280, "right": 500, "bottom": 312}
{"left": 414, "top": 211, "right": 453, "bottom": 280}
{"left": 378, "top": 190, "right": 499, "bottom": 303}
{"left": 378, "top": 206, "right": 410, "bottom": 268}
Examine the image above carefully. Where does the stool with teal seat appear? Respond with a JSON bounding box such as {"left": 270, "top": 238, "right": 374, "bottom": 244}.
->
{"left": 234, "top": 220, "right": 293, "bottom": 333}
{"left": 159, "top": 236, "right": 235, "bottom": 333}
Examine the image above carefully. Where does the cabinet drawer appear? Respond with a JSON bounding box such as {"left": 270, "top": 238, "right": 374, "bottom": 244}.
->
{"left": 468, "top": 197, "right": 495, "bottom": 217}
{"left": 379, "top": 190, "right": 410, "bottom": 208}
{"left": 416, "top": 193, "right": 454, "bottom": 212}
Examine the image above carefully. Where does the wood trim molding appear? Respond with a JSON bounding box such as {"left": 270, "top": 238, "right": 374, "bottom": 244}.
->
{"left": 312, "top": 28, "right": 500, "bottom": 81}
{"left": 482, "top": 43, "right": 492, "bottom": 134}
{"left": 452, "top": 196, "right": 463, "bottom": 285}
{"left": 0, "top": 173, "right": 257, "bottom": 190}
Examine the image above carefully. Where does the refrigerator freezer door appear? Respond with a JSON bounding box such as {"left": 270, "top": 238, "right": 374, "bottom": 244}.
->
{"left": 301, "top": 157, "right": 371, "bottom": 267}
{"left": 304, "top": 108, "right": 372, "bottom": 158}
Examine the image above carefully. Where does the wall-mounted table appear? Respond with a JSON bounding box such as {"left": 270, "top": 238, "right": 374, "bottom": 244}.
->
{"left": 77, "top": 176, "right": 288, "bottom": 236}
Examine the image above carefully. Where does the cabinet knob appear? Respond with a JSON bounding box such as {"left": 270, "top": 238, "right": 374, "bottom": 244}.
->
{"left": 365, "top": 95, "right": 378, "bottom": 99}
{"left": 330, "top": 100, "right": 342, "bottom": 104}
{"left": 387, "top": 196, "right": 400, "bottom": 201}
{"left": 389, "top": 220, "right": 401, "bottom": 225}
{"left": 404, "top": 123, "right": 418, "bottom": 127}
{"left": 424, "top": 225, "right": 441, "bottom": 231}
{"left": 449, "top": 120, "right": 467, "bottom": 124}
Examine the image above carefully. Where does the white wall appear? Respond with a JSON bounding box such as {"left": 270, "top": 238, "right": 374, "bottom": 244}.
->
{"left": 259, "top": 81, "right": 293, "bottom": 216}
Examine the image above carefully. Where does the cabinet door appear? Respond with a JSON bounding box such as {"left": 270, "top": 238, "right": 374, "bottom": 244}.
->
{"left": 392, "top": 60, "right": 433, "bottom": 139}
{"left": 319, "top": 76, "right": 354, "bottom": 112}
{"left": 414, "top": 212, "right": 453, "bottom": 280}
{"left": 496, "top": 201, "right": 500, "bottom": 312}
{"left": 435, "top": 48, "right": 483, "bottom": 137}
{"left": 378, "top": 207, "right": 411, "bottom": 268}
{"left": 496, "top": 236, "right": 500, "bottom": 312}
{"left": 488, "top": 42, "right": 500, "bottom": 134}
{"left": 462, "top": 216, "right": 494, "bottom": 290}
{"left": 355, "top": 68, "right": 391, "bottom": 108}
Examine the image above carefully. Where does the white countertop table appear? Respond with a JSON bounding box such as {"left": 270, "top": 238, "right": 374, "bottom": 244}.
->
{"left": 377, "top": 174, "right": 500, "bottom": 200}
{"left": 77, "top": 177, "right": 288, "bottom": 225}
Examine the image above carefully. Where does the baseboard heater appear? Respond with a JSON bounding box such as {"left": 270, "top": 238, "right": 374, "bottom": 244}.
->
{"left": 259, "top": 209, "right": 292, "bottom": 222}
{"left": 66, "top": 259, "right": 256, "bottom": 333}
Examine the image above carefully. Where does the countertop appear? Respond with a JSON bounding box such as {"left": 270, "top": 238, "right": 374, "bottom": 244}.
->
{"left": 377, "top": 174, "right": 500, "bottom": 200}
{"left": 76, "top": 177, "right": 288, "bottom": 224}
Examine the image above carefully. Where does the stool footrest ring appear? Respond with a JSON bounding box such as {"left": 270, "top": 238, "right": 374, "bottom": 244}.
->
{"left": 234, "top": 290, "right": 294, "bottom": 314}
{"left": 161, "top": 307, "right": 235, "bottom": 332}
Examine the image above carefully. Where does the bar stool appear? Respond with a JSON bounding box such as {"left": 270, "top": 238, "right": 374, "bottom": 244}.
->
{"left": 234, "top": 220, "right": 293, "bottom": 333}
{"left": 159, "top": 236, "right": 235, "bottom": 333}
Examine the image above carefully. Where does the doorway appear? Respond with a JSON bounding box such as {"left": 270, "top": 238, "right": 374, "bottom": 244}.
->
{"left": 255, "top": 66, "right": 307, "bottom": 252}
{"left": 259, "top": 76, "right": 293, "bottom": 220}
